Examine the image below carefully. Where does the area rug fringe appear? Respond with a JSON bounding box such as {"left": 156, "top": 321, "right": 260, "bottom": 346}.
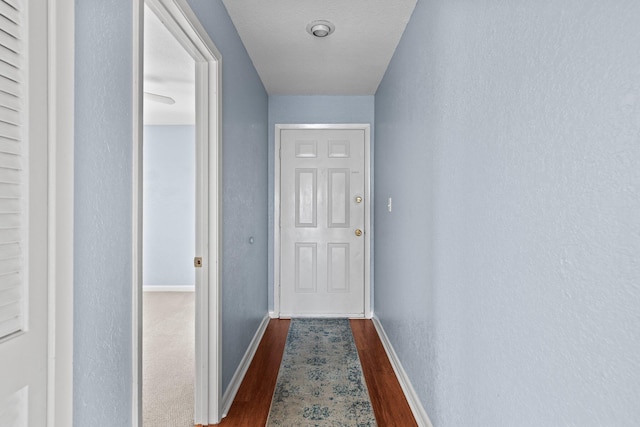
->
{"left": 266, "top": 318, "right": 377, "bottom": 426}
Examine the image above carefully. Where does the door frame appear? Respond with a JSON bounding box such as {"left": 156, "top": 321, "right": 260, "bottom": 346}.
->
{"left": 132, "top": 0, "right": 222, "bottom": 425}
{"left": 274, "top": 124, "right": 372, "bottom": 318}
{"left": 47, "top": 0, "right": 75, "bottom": 425}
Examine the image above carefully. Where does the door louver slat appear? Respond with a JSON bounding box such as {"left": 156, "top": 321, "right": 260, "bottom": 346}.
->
{"left": 0, "top": 0, "right": 23, "bottom": 340}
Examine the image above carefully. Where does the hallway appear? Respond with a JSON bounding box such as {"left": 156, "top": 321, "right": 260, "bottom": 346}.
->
{"left": 215, "top": 319, "right": 417, "bottom": 427}
{"left": 69, "top": 0, "right": 640, "bottom": 425}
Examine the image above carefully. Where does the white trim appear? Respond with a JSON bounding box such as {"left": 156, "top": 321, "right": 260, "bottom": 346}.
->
{"left": 132, "top": 1, "right": 144, "bottom": 426}
{"left": 220, "top": 315, "right": 270, "bottom": 419}
{"left": 372, "top": 316, "right": 434, "bottom": 427}
{"left": 143, "top": 286, "right": 195, "bottom": 292}
{"left": 146, "top": 0, "right": 222, "bottom": 61}
{"left": 47, "top": 0, "right": 75, "bottom": 425}
{"left": 363, "top": 125, "right": 372, "bottom": 319}
{"left": 194, "top": 58, "right": 211, "bottom": 427}
{"left": 274, "top": 126, "right": 281, "bottom": 315}
{"left": 279, "top": 313, "right": 366, "bottom": 319}
{"left": 273, "top": 124, "right": 372, "bottom": 319}
{"left": 133, "top": 0, "right": 222, "bottom": 425}
{"left": 205, "top": 20, "right": 222, "bottom": 426}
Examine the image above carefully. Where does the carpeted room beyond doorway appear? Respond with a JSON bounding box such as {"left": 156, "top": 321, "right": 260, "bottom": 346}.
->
{"left": 143, "top": 292, "right": 195, "bottom": 427}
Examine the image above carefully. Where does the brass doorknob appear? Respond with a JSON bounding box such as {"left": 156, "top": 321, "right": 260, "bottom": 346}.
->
{"left": 355, "top": 196, "right": 363, "bottom": 204}
{"left": 355, "top": 229, "right": 362, "bottom": 237}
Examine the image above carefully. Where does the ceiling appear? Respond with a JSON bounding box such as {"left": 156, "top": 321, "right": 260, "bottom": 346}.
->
{"left": 144, "top": 5, "right": 195, "bottom": 125}
{"left": 221, "top": 0, "right": 417, "bottom": 95}
{"left": 143, "top": 1, "right": 417, "bottom": 123}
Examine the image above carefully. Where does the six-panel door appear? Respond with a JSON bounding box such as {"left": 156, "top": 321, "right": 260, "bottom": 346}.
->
{"left": 280, "top": 129, "right": 366, "bottom": 316}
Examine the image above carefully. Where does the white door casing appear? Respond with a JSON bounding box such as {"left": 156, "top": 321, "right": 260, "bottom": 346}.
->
{"left": 47, "top": 0, "right": 75, "bottom": 425}
{"left": 0, "top": 0, "right": 49, "bottom": 425}
{"left": 276, "top": 125, "right": 371, "bottom": 318}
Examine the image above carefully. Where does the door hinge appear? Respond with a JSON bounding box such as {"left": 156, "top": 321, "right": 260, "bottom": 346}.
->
{"left": 194, "top": 257, "right": 203, "bottom": 268}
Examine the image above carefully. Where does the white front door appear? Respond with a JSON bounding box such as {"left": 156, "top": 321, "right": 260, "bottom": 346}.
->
{"left": 0, "top": 0, "right": 49, "bottom": 425}
{"left": 279, "top": 127, "right": 367, "bottom": 317}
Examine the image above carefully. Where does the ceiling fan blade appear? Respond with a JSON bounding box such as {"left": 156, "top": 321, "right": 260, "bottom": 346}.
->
{"left": 144, "top": 91, "right": 175, "bottom": 105}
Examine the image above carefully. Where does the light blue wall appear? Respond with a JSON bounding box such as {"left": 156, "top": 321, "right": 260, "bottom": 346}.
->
{"left": 187, "top": 0, "right": 269, "bottom": 394}
{"left": 143, "top": 125, "right": 195, "bottom": 288}
{"left": 375, "top": 1, "right": 640, "bottom": 426}
{"left": 267, "top": 96, "right": 375, "bottom": 310}
{"left": 74, "top": 0, "right": 133, "bottom": 425}
{"left": 74, "top": 1, "right": 268, "bottom": 423}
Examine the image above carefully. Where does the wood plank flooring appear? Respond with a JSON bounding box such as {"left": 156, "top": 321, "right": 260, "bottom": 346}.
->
{"left": 351, "top": 319, "right": 418, "bottom": 427}
{"left": 216, "top": 319, "right": 290, "bottom": 426}
{"left": 208, "top": 318, "right": 416, "bottom": 427}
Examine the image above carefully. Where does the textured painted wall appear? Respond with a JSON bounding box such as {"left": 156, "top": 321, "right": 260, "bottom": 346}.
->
{"left": 375, "top": 1, "right": 640, "bottom": 426}
{"left": 143, "top": 125, "right": 196, "bottom": 288}
{"left": 74, "top": 0, "right": 268, "bottom": 423}
{"left": 187, "top": 0, "right": 269, "bottom": 394}
{"left": 267, "top": 96, "right": 375, "bottom": 311}
{"left": 74, "top": 0, "right": 133, "bottom": 425}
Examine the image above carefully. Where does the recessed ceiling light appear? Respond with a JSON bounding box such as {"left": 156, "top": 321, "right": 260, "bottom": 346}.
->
{"left": 307, "top": 20, "right": 335, "bottom": 38}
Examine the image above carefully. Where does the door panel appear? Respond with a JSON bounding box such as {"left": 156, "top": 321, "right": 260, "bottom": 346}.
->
{"left": 328, "top": 169, "right": 349, "bottom": 227}
{"left": 0, "top": 0, "right": 49, "bottom": 424}
{"left": 280, "top": 128, "right": 366, "bottom": 316}
{"left": 295, "top": 169, "right": 317, "bottom": 227}
{"left": 295, "top": 243, "right": 317, "bottom": 292}
{"left": 327, "top": 243, "right": 349, "bottom": 292}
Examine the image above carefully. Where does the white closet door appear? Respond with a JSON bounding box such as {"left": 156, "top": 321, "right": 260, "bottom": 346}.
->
{"left": 0, "top": 0, "right": 49, "bottom": 425}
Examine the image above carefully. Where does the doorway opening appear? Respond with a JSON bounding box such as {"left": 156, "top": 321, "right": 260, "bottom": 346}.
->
{"left": 133, "top": 0, "right": 222, "bottom": 425}
{"left": 142, "top": 4, "right": 196, "bottom": 426}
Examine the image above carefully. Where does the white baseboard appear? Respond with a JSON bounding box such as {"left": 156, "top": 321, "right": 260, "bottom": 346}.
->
{"left": 221, "top": 314, "right": 271, "bottom": 418}
{"left": 372, "top": 316, "right": 434, "bottom": 427}
{"left": 268, "top": 310, "right": 373, "bottom": 319}
{"left": 143, "top": 285, "right": 195, "bottom": 292}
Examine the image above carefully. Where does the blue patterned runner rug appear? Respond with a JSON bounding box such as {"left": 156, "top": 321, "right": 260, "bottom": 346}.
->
{"left": 266, "top": 318, "right": 377, "bottom": 426}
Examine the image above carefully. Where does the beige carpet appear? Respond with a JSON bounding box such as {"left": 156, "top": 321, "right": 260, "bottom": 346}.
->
{"left": 143, "top": 291, "right": 195, "bottom": 427}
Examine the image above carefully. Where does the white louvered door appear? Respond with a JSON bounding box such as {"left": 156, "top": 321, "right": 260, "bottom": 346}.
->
{"left": 280, "top": 128, "right": 366, "bottom": 317}
{"left": 0, "top": 0, "right": 49, "bottom": 425}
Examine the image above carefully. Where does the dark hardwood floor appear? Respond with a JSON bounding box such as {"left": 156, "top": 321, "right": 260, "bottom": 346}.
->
{"left": 215, "top": 319, "right": 290, "bottom": 427}
{"left": 206, "top": 318, "right": 416, "bottom": 426}
{"left": 351, "top": 319, "right": 418, "bottom": 427}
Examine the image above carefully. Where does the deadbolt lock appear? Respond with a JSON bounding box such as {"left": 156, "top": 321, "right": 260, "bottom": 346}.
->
{"left": 194, "top": 257, "right": 203, "bottom": 268}
{"left": 355, "top": 196, "right": 363, "bottom": 204}
{"left": 355, "top": 229, "right": 363, "bottom": 237}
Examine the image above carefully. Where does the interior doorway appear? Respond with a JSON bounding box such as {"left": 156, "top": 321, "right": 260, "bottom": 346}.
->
{"left": 142, "top": 4, "right": 196, "bottom": 426}
{"left": 133, "top": 0, "right": 222, "bottom": 425}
